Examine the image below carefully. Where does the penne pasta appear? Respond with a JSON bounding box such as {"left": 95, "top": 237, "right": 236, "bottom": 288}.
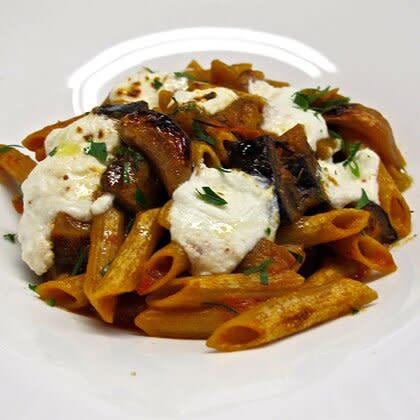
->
{"left": 378, "top": 163, "right": 411, "bottom": 238}
{"left": 36, "top": 275, "right": 88, "bottom": 310}
{"left": 331, "top": 234, "right": 396, "bottom": 274}
{"left": 158, "top": 199, "right": 172, "bottom": 229}
{"left": 136, "top": 241, "right": 190, "bottom": 295}
{"left": 0, "top": 146, "right": 36, "bottom": 184}
{"left": 84, "top": 206, "right": 125, "bottom": 316}
{"left": 276, "top": 209, "right": 370, "bottom": 247}
{"left": 146, "top": 270, "right": 305, "bottom": 311}
{"left": 205, "top": 127, "right": 237, "bottom": 166}
{"left": 191, "top": 140, "right": 221, "bottom": 168}
{"left": 207, "top": 278, "right": 378, "bottom": 351}
{"left": 135, "top": 307, "right": 236, "bottom": 339}
{"left": 89, "top": 208, "right": 163, "bottom": 323}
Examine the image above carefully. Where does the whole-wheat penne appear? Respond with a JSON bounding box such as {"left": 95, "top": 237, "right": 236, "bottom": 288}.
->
{"left": 378, "top": 163, "right": 411, "bottom": 238}
{"left": 0, "top": 147, "right": 36, "bottom": 184}
{"left": 206, "top": 127, "right": 237, "bottom": 165}
{"left": 136, "top": 241, "right": 190, "bottom": 295}
{"left": 207, "top": 278, "right": 378, "bottom": 351}
{"left": 90, "top": 208, "right": 163, "bottom": 323}
{"left": 135, "top": 307, "right": 236, "bottom": 339}
{"left": 84, "top": 206, "right": 125, "bottom": 315}
{"left": 275, "top": 209, "right": 370, "bottom": 247}
{"left": 36, "top": 275, "right": 88, "bottom": 310}
{"left": 158, "top": 200, "right": 172, "bottom": 229}
{"left": 331, "top": 234, "right": 396, "bottom": 274}
{"left": 191, "top": 140, "right": 221, "bottom": 168}
{"left": 146, "top": 270, "right": 305, "bottom": 311}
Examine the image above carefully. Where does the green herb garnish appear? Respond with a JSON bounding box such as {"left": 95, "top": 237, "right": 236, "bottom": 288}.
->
{"left": 174, "top": 71, "right": 196, "bottom": 81}
{"left": 202, "top": 301, "right": 239, "bottom": 314}
{"left": 215, "top": 166, "right": 231, "bottom": 173}
{"left": 123, "top": 161, "right": 131, "bottom": 184}
{"left": 71, "top": 247, "right": 89, "bottom": 276}
{"left": 196, "top": 186, "right": 227, "bottom": 206}
{"left": 46, "top": 298, "right": 56, "bottom": 307}
{"left": 343, "top": 142, "right": 361, "bottom": 177}
{"left": 100, "top": 261, "right": 112, "bottom": 277}
{"left": 352, "top": 308, "right": 360, "bottom": 315}
{"left": 48, "top": 147, "right": 58, "bottom": 157}
{"left": 192, "top": 120, "right": 215, "bottom": 145}
{"left": 293, "top": 87, "right": 349, "bottom": 114}
{"left": 28, "top": 283, "right": 37, "bottom": 292}
{"left": 143, "top": 66, "right": 154, "bottom": 73}
{"left": 152, "top": 78, "right": 163, "bottom": 90}
{"left": 117, "top": 146, "right": 143, "bottom": 169}
{"left": 84, "top": 142, "right": 107, "bottom": 162}
{"left": 135, "top": 188, "right": 148, "bottom": 208}
{"left": 3, "top": 233, "right": 16, "bottom": 243}
{"left": 355, "top": 188, "right": 370, "bottom": 209}
{"left": 264, "top": 227, "right": 271, "bottom": 236}
{"left": 289, "top": 251, "right": 304, "bottom": 264}
{"left": 243, "top": 258, "right": 273, "bottom": 286}
{"left": 328, "top": 129, "right": 345, "bottom": 150}
{"left": 125, "top": 217, "right": 135, "bottom": 235}
{"left": 0, "top": 144, "right": 23, "bottom": 153}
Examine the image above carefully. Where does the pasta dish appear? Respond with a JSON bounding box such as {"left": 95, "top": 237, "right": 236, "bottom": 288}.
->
{"left": 1, "top": 59, "right": 412, "bottom": 351}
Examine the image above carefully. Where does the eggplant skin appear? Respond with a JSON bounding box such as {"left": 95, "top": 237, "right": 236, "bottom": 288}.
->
{"left": 364, "top": 202, "right": 398, "bottom": 244}
{"left": 119, "top": 109, "right": 192, "bottom": 195}
{"left": 94, "top": 101, "right": 149, "bottom": 119}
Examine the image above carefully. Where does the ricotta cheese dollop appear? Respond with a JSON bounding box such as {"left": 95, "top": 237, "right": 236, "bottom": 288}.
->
{"left": 18, "top": 113, "right": 120, "bottom": 275}
{"left": 108, "top": 69, "right": 189, "bottom": 109}
{"left": 169, "top": 166, "right": 279, "bottom": 275}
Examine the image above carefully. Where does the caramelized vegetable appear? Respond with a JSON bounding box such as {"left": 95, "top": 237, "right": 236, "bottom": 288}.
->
{"left": 363, "top": 202, "right": 397, "bottom": 244}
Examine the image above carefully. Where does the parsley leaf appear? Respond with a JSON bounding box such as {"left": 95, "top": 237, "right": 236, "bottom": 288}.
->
{"left": 243, "top": 258, "right": 273, "bottom": 286}
{"left": 123, "top": 161, "right": 131, "bottom": 184}
{"left": 48, "top": 147, "right": 58, "bottom": 157}
{"left": 215, "top": 166, "right": 231, "bottom": 173}
{"left": 355, "top": 188, "right": 370, "bottom": 209}
{"left": 0, "top": 144, "right": 23, "bottom": 154}
{"left": 202, "top": 301, "right": 239, "bottom": 314}
{"left": 3, "top": 233, "right": 16, "bottom": 243}
{"left": 343, "top": 142, "right": 361, "bottom": 177}
{"left": 152, "top": 78, "right": 163, "bottom": 90}
{"left": 192, "top": 120, "right": 215, "bottom": 145}
{"left": 174, "top": 71, "right": 196, "bottom": 81}
{"left": 46, "top": 298, "right": 56, "bottom": 307}
{"left": 71, "top": 247, "right": 89, "bottom": 276}
{"left": 264, "top": 227, "right": 271, "bottom": 236}
{"left": 84, "top": 142, "right": 107, "bottom": 162}
{"left": 143, "top": 66, "right": 154, "bottom": 73}
{"left": 352, "top": 308, "right": 360, "bottom": 315}
{"left": 117, "top": 146, "right": 143, "bottom": 169}
{"left": 135, "top": 188, "right": 148, "bottom": 208}
{"left": 328, "top": 129, "right": 345, "bottom": 150}
{"left": 28, "top": 283, "right": 37, "bottom": 292}
{"left": 293, "top": 87, "right": 350, "bottom": 114}
{"left": 196, "top": 186, "right": 227, "bottom": 206}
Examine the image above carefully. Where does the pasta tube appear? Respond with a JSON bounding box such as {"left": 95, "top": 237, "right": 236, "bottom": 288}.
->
{"left": 136, "top": 241, "right": 190, "bottom": 295}
{"left": 191, "top": 140, "right": 221, "bottom": 168}
{"left": 89, "top": 208, "right": 163, "bottom": 323}
{"left": 158, "top": 200, "right": 172, "bottom": 229}
{"left": 331, "top": 234, "right": 396, "bottom": 274}
{"left": 36, "top": 275, "right": 88, "bottom": 310}
{"left": 275, "top": 209, "right": 369, "bottom": 247}
{"left": 146, "top": 270, "right": 304, "bottom": 311}
{"left": 0, "top": 146, "right": 36, "bottom": 183}
{"left": 207, "top": 278, "right": 378, "bottom": 351}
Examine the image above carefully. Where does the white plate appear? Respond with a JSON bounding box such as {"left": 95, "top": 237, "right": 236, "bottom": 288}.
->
{"left": 1, "top": 2, "right": 419, "bottom": 419}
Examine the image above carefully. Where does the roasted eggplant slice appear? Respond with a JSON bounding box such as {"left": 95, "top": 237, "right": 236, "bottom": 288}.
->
{"left": 363, "top": 202, "right": 398, "bottom": 244}
{"left": 228, "top": 125, "right": 326, "bottom": 225}
{"left": 94, "top": 101, "right": 149, "bottom": 119}
{"left": 101, "top": 146, "right": 164, "bottom": 212}
{"left": 118, "top": 109, "right": 192, "bottom": 195}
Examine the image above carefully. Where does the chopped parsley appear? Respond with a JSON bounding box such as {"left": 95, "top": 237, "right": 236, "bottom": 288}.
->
{"left": 343, "top": 142, "right": 361, "bottom": 177}
{"left": 355, "top": 188, "right": 370, "bottom": 209}
{"left": 202, "top": 301, "right": 239, "bottom": 314}
{"left": 84, "top": 142, "right": 107, "bottom": 162}
{"left": 71, "top": 247, "right": 89, "bottom": 276}
{"left": 46, "top": 298, "right": 56, "bottom": 307}
{"left": 143, "top": 66, "right": 154, "bottom": 73}
{"left": 196, "top": 186, "right": 227, "bottom": 206}
{"left": 0, "top": 144, "right": 23, "bottom": 154}
{"left": 135, "top": 188, "right": 148, "bottom": 208}
{"left": 48, "top": 147, "right": 58, "bottom": 157}
{"left": 215, "top": 166, "right": 231, "bottom": 173}
{"left": 243, "top": 258, "right": 273, "bottom": 286}
{"left": 289, "top": 250, "right": 304, "bottom": 264}
{"left": 264, "top": 227, "right": 271, "bottom": 236}
{"left": 352, "top": 308, "right": 360, "bottom": 315}
{"left": 28, "top": 283, "right": 37, "bottom": 292}
{"left": 328, "top": 129, "right": 345, "bottom": 150}
{"left": 125, "top": 217, "right": 135, "bottom": 235}
{"left": 117, "top": 146, "right": 143, "bottom": 169}
{"left": 100, "top": 261, "right": 112, "bottom": 277}
{"left": 293, "top": 87, "right": 350, "bottom": 114}
{"left": 192, "top": 120, "right": 216, "bottom": 145}
{"left": 123, "top": 161, "right": 131, "bottom": 184}
{"left": 3, "top": 233, "right": 16, "bottom": 243}
{"left": 152, "top": 78, "right": 163, "bottom": 90}
{"left": 174, "top": 71, "right": 196, "bottom": 81}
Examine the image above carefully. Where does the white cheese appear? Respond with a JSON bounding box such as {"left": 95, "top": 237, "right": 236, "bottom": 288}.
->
{"left": 108, "top": 69, "right": 189, "bottom": 109}
{"left": 249, "top": 80, "right": 328, "bottom": 150}
{"left": 169, "top": 166, "right": 279, "bottom": 275}
{"left": 173, "top": 87, "right": 239, "bottom": 114}
{"left": 18, "top": 114, "right": 120, "bottom": 275}
{"left": 319, "top": 148, "right": 380, "bottom": 208}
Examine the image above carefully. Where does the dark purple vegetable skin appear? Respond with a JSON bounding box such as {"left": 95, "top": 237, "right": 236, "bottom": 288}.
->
{"left": 364, "top": 202, "right": 398, "bottom": 244}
